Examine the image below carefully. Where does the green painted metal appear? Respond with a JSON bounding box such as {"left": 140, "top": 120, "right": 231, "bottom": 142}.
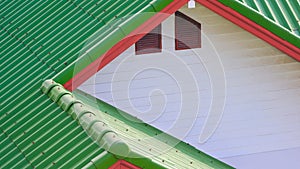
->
{"left": 83, "top": 151, "right": 118, "bottom": 169}
{"left": 219, "top": 0, "right": 300, "bottom": 48}
{"left": 253, "top": 0, "right": 274, "bottom": 20}
{"left": 276, "top": 0, "right": 300, "bottom": 35}
{"left": 265, "top": 0, "right": 290, "bottom": 29}
{"left": 243, "top": 0, "right": 258, "bottom": 11}
{"left": 41, "top": 80, "right": 131, "bottom": 157}
{"left": 286, "top": 1, "right": 300, "bottom": 27}
{"left": 0, "top": 1, "right": 177, "bottom": 168}
{"left": 4, "top": 0, "right": 297, "bottom": 168}
{"left": 82, "top": 151, "right": 166, "bottom": 169}
{"left": 53, "top": 0, "right": 174, "bottom": 85}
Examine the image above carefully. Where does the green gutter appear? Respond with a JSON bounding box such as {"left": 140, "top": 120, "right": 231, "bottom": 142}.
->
{"left": 219, "top": 0, "right": 300, "bottom": 48}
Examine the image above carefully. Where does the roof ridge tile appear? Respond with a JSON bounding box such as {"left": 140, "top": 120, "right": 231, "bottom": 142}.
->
{"left": 41, "top": 79, "right": 130, "bottom": 157}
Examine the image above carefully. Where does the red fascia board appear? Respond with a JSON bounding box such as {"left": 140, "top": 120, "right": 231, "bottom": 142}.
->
{"left": 64, "top": 0, "right": 300, "bottom": 91}
{"left": 64, "top": 0, "right": 187, "bottom": 91}
{"left": 196, "top": 0, "right": 300, "bottom": 61}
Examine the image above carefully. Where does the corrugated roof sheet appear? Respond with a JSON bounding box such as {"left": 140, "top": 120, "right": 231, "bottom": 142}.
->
{"left": 237, "top": 0, "right": 300, "bottom": 36}
{"left": 0, "top": 0, "right": 173, "bottom": 168}
{"left": 3, "top": 0, "right": 297, "bottom": 168}
{"left": 214, "top": 0, "right": 300, "bottom": 51}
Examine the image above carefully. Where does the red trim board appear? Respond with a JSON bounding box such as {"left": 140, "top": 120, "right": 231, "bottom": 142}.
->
{"left": 64, "top": 0, "right": 299, "bottom": 91}
{"left": 64, "top": 0, "right": 187, "bottom": 91}
{"left": 196, "top": 0, "right": 299, "bottom": 61}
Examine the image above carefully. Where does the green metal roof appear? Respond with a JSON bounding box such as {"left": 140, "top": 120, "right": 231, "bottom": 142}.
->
{"left": 0, "top": 0, "right": 174, "bottom": 168}
{"left": 219, "top": 0, "right": 300, "bottom": 48}
{"left": 1, "top": 0, "right": 231, "bottom": 168}
{"left": 3, "top": 0, "right": 298, "bottom": 168}
{"left": 40, "top": 80, "right": 130, "bottom": 157}
{"left": 238, "top": 0, "right": 299, "bottom": 36}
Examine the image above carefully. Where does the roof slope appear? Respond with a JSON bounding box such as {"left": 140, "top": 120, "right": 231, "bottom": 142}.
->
{"left": 218, "top": 0, "right": 299, "bottom": 48}
{"left": 2, "top": 0, "right": 297, "bottom": 168}
{"left": 0, "top": 0, "right": 175, "bottom": 168}
{"left": 237, "top": 0, "right": 299, "bottom": 36}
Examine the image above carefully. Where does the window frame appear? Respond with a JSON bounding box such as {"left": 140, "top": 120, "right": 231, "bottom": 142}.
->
{"left": 175, "top": 11, "right": 201, "bottom": 50}
{"left": 135, "top": 24, "right": 162, "bottom": 55}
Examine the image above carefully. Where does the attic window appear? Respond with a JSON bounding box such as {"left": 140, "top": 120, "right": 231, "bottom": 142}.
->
{"left": 175, "top": 11, "right": 201, "bottom": 50}
{"left": 109, "top": 160, "right": 141, "bottom": 169}
{"left": 135, "top": 24, "right": 162, "bottom": 55}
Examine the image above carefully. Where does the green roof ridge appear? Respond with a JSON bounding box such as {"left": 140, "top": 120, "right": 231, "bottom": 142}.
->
{"left": 41, "top": 79, "right": 130, "bottom": 157}
{"left": 74, "top": 90, "right": 234, "bottom": 169}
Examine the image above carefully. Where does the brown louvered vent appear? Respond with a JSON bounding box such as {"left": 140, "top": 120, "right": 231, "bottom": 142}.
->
{"left": 175, "top": 11, "right": 201, "bottom": 50}
{"left": 135, "top": 24, "right": 162, "bottom": 55}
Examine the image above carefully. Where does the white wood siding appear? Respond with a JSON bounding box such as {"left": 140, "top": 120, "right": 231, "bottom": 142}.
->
{"left": 79, "top": 3, "right": 300, "bottom": 168}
